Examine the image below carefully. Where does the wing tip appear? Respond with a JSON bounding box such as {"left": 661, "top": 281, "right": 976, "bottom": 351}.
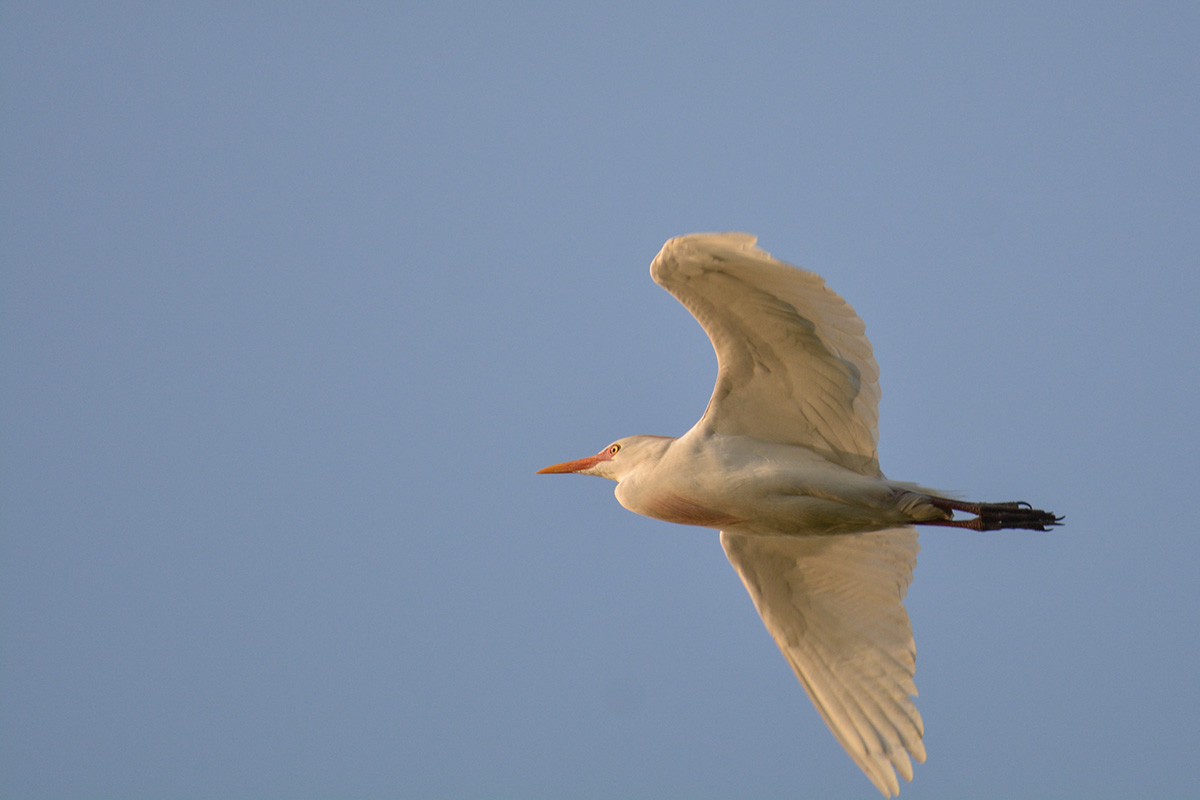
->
{"left": 663, "top": 231, "right": 759, "bottom": 250}
{"left": 650, "top": 232, "right": 761, "bottom": 283}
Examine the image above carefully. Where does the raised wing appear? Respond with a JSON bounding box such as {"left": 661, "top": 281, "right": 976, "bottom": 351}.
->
{"left": 651, "top": 233, "right": 881, "bottom": 476}
{"left": 721, "top": 528, "right": 924, "bottom": 798}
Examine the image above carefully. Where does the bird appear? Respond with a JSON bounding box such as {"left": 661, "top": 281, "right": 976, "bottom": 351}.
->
{"left": 537, "top": 233, "right": 1061, "bottom": 797}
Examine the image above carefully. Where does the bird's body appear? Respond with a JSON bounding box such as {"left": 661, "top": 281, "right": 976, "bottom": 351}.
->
{"left": 539, "top": 233, "right": 1059, "bottom": 796}
{"left": 609, "top": 432, "right": 942, "bottom": 537}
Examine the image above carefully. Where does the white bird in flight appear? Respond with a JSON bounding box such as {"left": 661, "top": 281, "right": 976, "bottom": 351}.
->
{"left": 538, "top": 233, "right": 1060, "bottom": 797}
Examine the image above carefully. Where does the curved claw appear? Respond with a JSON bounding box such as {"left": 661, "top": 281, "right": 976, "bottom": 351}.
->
{"left": 924, "top": 497, "right": 1063, "bottom": 532}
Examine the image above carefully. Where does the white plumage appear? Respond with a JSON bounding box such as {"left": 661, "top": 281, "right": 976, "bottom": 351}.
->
{"left": 539, "top": 233, "right": 1059, "bottom": 796}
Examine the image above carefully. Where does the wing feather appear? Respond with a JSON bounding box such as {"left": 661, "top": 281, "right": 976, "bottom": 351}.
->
{"left": 651, "top": 233, "right": 882, "bottom": 476}
{"left": 721, "top": 528, "right": 924, "bottom": 797}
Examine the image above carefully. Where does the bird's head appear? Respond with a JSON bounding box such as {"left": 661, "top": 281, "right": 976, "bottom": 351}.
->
{"left": 537, "top": 435, "right": 671, "bottom": 482}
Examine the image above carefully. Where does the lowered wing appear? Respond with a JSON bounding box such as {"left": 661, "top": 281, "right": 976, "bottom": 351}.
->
{"left": 721, "top": 528, "right": 924, "bottom": 797}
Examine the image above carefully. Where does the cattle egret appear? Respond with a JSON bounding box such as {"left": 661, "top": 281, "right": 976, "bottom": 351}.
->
{"left": 538, "top": 233, "right": 1060, "bottom": 796}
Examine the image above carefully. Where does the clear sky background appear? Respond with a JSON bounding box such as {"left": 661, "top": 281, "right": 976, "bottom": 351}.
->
{"left": 3, "top": 4, "right": 1198, "bottom": 798}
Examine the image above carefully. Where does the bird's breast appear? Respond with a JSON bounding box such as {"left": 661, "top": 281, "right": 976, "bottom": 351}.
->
{"left": 628, "top": 490, "right": 746, "bottom": 528}
{"left": 612, "top": 435, "right": 772, "bottom": 530}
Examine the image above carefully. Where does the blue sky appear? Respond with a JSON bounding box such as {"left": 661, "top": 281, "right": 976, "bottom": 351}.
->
{"left": 3, "top": 4, "right": 1198, "bottom": 798}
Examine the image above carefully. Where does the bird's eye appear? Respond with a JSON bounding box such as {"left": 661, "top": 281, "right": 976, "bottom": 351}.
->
{"left": 609, "top": 444, "right": 621, "bottom": 455}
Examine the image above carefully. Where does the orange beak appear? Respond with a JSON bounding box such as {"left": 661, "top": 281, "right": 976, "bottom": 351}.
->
{"left": 537, "top": 448, "right": 614, "bottom": 474}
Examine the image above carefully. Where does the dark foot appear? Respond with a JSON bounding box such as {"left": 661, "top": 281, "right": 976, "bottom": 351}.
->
{"left": 925, "top": 498, "right": 1063, "bottom": 532}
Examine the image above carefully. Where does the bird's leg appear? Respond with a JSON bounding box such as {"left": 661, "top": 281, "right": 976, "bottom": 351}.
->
{"left": 923, "top": 497, "right": 1063, "bottom": 532}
